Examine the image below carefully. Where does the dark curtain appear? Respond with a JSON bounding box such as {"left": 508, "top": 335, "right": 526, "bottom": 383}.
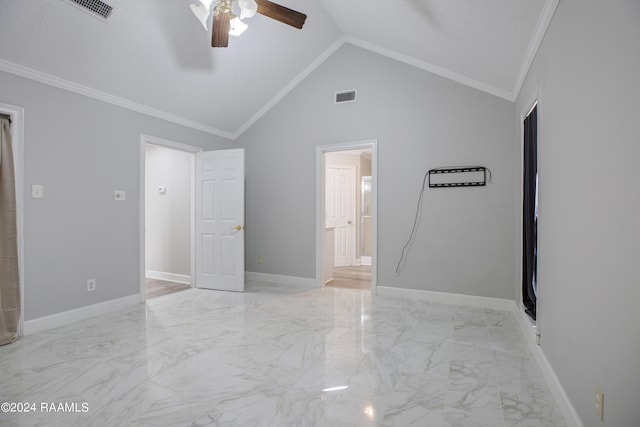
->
{"left": 522, "top": 106, "right": 537, "bottom": 320}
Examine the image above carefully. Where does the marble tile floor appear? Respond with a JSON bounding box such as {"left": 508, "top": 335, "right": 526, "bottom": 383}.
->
{"left": 0, "top": 281, "right": 566, "bottom": 427}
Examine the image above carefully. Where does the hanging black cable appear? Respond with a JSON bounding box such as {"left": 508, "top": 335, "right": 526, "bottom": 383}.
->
{"left": 395, "top": 171, "right": 429, "bottom": 275}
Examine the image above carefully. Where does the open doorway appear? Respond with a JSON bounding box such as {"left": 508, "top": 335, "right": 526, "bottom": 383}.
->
{"left": 138, "top": 135, "right": 201, "bottom": 302}
{"left": 316, "top": 141, "right": 377, "bottom": 293}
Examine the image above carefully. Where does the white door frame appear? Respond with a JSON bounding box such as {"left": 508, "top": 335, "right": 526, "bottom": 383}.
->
{"left": 0, "top": 103, "right": 25, "bottom": 335}
{"left": 138, "top": 134, "right": 202, "bottom": 303}
{"left": 316, "top": 140, "right": 378, "bottom": 293}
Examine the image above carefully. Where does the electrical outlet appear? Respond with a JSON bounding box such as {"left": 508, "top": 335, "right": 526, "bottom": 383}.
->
{"left": 114, "top": 190, "right": 125, "bottom": 201}
{"left": 258, "top": 256, "right": 264, "bottom": 265}
{"left": 595, "top": 385, "right": 604, "bottom": 421}
{"left": 87, "top": 279, "right": 96, "bottom": 292}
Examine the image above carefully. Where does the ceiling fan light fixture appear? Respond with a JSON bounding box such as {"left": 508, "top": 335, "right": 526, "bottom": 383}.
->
{"left": 238, "top": 0, "right": 258, "bottom": 19}
{"left": 190, "top": 3, "right": 211, "bottom": 30}
{"left": 229, "top": 17, "right": 248, "bottom": 36}
{"left": 199, "top": 0, "right": 214, "bottom": 8}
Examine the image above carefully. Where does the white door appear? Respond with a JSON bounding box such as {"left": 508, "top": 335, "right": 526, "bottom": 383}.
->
{"left": 326, "top": 166, "right": 355, "bottom": 267}
{"left": 195, "top": 149, "right": 245, "bottom": 292}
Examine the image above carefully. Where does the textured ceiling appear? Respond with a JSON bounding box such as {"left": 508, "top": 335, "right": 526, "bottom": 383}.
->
{"left": 0, "top": 0, "right": 554, "bottom": 139}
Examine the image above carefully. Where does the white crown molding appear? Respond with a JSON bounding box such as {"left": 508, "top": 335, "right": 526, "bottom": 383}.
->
{"left": 344, "top": 36, "right": 515, "bottom": 102}
{"left": 512, "top": 0, "right": 561, "bottom": 100}
{"left": 0, "top": 58, "right": 235, "bottom": 140}
{"left": 232, "top": 36, "right": 347, "bottom": 139}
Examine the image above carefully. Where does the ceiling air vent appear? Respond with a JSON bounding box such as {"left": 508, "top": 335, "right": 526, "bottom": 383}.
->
{"left": 335, "top": 90, "right": 356, "bottom": 104}
{"left": 65, "top": 0, "right": 114, "bottom": 21}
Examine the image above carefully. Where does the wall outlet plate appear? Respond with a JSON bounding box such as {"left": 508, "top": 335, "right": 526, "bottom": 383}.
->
{"left": 87, "top": 279, "right": 96, "bottom": 292}
{"left": 31, "top": 184, "right": 44, "bottom": 199}
{"left": 114, "top": 190, "right": 125, "bottom": 201}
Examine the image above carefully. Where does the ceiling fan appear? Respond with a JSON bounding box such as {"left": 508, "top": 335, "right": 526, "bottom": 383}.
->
{"left": 190, "top": 0, "right": 307, "bottom": 48}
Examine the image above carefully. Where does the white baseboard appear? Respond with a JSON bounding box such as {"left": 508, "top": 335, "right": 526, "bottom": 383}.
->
{"left": 376, "top": 286, "right": 517, "bottom": 311}
{"left": 145, "top": 270, "right": 191, "bottom": 285}
{"left": 360, "top": 256, "right": 372, "bottom": 266}
{"left": 515, "top": 308, "right": 584, "bottom": 427}
{"left": 246, "top": 272, "right": 317, "bottom": 288}
{"left": 23, "top": 294, "right": 140, "bottom": 335}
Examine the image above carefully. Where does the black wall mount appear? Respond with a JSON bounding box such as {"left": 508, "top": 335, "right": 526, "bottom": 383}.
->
{"left": 428, "top": 167, "right": 489, "bottom": 188}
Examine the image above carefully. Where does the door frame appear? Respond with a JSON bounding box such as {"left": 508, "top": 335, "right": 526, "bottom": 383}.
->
{"left": 138, "top": 134, "right": 202, "bottom": 303}
{"left": 0, "top": 103, "right": 25, "bottom": 335}
{"left": 316, "top": 140, "right": 378, "bottom": 293}
{"left": 325, "top": 163, "right": 357, "bottom": 267}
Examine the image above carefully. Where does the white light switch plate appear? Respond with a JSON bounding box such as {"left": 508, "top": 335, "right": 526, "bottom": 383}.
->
{"left": 114, "top": 190, "right": 125, "bottom": 201}
{"left": 32, "top": 184, "right": 44, "bottom": 199}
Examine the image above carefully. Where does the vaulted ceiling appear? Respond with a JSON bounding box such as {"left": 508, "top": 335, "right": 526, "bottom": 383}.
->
{"left": 0, "top": 0, "right": 556, "bottom": 139}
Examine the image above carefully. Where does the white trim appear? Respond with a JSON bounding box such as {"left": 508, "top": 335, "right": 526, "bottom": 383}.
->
{"left": 345, "top": 37, "right": 514, "bottom": 101}
{"left": 0, "top": 103, "right": 25, "bottom": 337}
{"left": 145, "top": 270, "right": 192, "bottom": 285}
{"left": 246, "top": 272, "right": 316, "bottom": 287}
{"left": 377, "top": 286, "right": 517, "bottom": 311}
{"left": 512, "top": 0, "right": 560, "bottom": 99}
{"left": 515, "top": 309, "right": 584, "bottom": 427}
{"left": 360, "top": 256, "right": 372, "bottom": 266}
{"left": 316, "top": 140, "right": 378, "bottom": 294}
{"left": 232, "top": 36, "right": 346, "bottom": 139}
{"left": 23, "top": 294, "right": 140, "bottom": 335}
{"left": 139, "top": 135, "right": 201, "bottom": 303}
{"left": 0, "top": 59, "right": 234, "bottom": 139}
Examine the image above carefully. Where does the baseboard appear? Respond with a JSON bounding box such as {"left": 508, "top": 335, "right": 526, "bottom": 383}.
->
{"left": 145, "top": 270, "right": 191, "bottom": 285}
{"left": 376, "top": 286, "right": 517, "bottom": 311}
{"left": 246, "top": 272, "right": 317, "bottom": 288}
{"left": 23, "top": 294, "right": 140, "bottom": 335}
{"left": 360, "top": 256, "right": 372, "bottom": 266}
{"left": 515, "top": 308, "right": 584, "bottom": 427}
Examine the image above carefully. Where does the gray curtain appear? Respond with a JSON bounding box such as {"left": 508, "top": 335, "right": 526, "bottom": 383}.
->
{"left": 0, "top": 117, "right": 20, "bottom": 345}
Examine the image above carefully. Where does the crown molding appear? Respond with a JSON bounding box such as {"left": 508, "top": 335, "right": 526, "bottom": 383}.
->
{"left": 344, "top": 36, "right": 515, "bottom": 102}
{"left": 512, "top": 0, "right": 561, "bottom": 100}
{"left": 232, "top": 36, "right": 347, "bottom": 139}
{"left": 0, "top": 58, "right": 235, "bottom": 140}
{"left": 1, "top": 0, "right": 559, "bottom": 141}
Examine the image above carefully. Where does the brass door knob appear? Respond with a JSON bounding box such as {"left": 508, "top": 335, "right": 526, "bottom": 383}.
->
{"left": 231, "top": 225, "right": 243, "bottom": 231}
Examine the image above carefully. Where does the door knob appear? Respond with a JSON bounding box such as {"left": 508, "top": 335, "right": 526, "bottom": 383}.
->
{"left": 231, "top": 225, "right": 243, "bottom": 231}
{"left": 348, "top": 221, "right": 352, "bottom": 225}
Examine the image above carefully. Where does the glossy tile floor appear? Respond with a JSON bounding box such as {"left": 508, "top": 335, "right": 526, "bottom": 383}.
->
{"left": 0, "top": 281, "right": 566, "bottom": 426}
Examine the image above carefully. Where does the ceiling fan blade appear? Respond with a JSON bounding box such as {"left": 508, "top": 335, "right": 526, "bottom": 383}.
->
{"left": 255, "top": 0, "right": 306, "bottom": 29}
{"left": 212, "top": 13, "right": 231, "bottom": 47}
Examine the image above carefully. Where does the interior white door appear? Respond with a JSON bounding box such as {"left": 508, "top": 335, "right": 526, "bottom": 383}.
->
{"left": 195, "top": 149, "right": 245, "bottom": 292}
{"left": 325, "top": 166, "right": 355, "bottom": 267}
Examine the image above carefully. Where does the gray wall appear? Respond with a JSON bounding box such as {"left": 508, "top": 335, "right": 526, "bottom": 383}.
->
{"left": 145, "top": 144, "right": 192, "bottom": 277}
{"left": 237, "top": 44, "right": 517, "bottom": 299}
{"left": 0, "top": 70, "right": 233, "bottom": 320}
{"left": 515, "top": 0, "right": 640, "bottom": 425}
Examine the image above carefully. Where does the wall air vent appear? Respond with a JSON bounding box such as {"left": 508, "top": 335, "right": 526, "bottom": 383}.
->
{"left": 65, "top": 0, "right": 114, "bottom": 21}
{"left": 335, "top": 90, "right": 356, "bottom": 104}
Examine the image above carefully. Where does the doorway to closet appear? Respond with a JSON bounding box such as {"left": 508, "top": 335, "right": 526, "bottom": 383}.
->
{"left": 141, "top": 136, "right": 198, "bottom": 301}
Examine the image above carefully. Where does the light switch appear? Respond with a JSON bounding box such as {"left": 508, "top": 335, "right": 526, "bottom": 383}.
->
{"left": 114, "top": 190, "right": 125, "bottom": 201}
{"left": 32, "top": 184, "right": 44, "bottom": 199}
